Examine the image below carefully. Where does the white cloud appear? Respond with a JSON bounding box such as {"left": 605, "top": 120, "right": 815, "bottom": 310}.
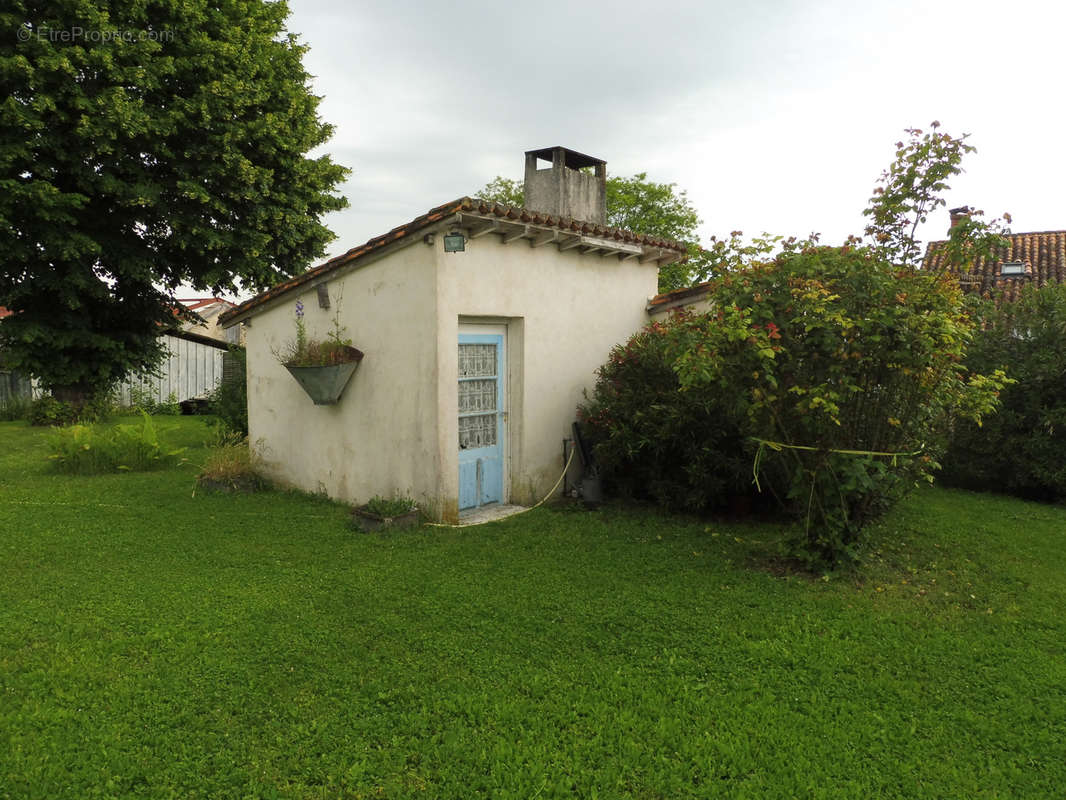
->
{"left": 289, "top": 0, "right": 1065, "bottom": 260}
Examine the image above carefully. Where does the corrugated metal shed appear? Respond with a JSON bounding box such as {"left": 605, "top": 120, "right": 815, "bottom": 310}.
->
{"left": 115, "top": 331, "right": 228, "bottom": 405}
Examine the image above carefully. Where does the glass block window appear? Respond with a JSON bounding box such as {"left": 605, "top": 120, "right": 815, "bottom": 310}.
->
{"left": 459, "top": 344, "right": 496, "bottom": 378}
{"left": 459, "top": 414, "right": 496, "bottom": 449}
{"left": 459, "top": 379, "right": 496, "bottom": 413}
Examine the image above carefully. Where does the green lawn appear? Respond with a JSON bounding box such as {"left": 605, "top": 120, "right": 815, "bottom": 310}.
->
{"left": 1, "top": 418, "right": 1064, "bottom": 799}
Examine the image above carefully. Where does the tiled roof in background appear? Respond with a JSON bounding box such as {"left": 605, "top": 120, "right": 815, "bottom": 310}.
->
{"left": 923, "top": 230, "right": 1066, "bottom": 301}
{"left": 647, "top": 280, "right": 714, "bottom": 312}
{"left": 179, "top": 297, "right": 236, "bottom": 312}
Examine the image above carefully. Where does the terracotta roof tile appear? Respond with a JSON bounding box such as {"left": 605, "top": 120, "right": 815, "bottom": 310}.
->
{"left": 923, "top": 230, "right": 1066, "bottom": 300}
{"left": 648, "top": 280, "right": 715, "bottom": 309}
{"left": 219, "top": 198, "right": 687, "bottom": 326}
{"left": 179, "top": 297, "right": 236, "bottom": 312}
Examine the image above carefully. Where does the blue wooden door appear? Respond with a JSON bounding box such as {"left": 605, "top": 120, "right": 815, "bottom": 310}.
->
{"left": 458, "top": 333, "right": 504, "bottom": 510}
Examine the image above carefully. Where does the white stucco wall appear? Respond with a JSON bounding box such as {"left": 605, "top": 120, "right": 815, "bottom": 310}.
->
{"left": 433, "top": 232, "right": 660, "bottom": 515}
{"left": 244, "top": 244, "right": 441, "bottom": 512}
{"left": 241, "top": 228, "right": 662, "bottom": 522}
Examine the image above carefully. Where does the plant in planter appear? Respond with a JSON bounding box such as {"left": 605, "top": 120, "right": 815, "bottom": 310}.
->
{"left": 278, "top": 299, "right": 364, "bottom": 405}
{"left": 351, "top": 494, "right": 420, "bottom": 532}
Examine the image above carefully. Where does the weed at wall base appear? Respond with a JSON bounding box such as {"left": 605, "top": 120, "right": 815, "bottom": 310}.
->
{"left": 196, "top": 437, "right": 265, "bottom": 493}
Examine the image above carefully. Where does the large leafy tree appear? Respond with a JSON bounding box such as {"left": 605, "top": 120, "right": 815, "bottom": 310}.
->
{"left": 477, "top": 172, "right": 704, "bottom": 292}
{"left": 0, "top": 0, "right": 349, "bottom": 403}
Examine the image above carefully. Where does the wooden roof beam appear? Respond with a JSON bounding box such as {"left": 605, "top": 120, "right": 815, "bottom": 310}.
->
{"left": 530, "top": 230, "right": 558, "bottom": 248}
{"left": 468, "top": 219, "right": 499, "bottom": 239}
{"left": 501, "top": 224, "right": 530, "bottom": 244}
{"left": 640, "top": 247, "right": 664, "bottom": 264}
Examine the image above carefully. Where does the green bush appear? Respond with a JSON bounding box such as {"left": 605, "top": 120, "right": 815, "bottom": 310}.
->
{"left": 584, "top": 245, "right": 1007, "bottom": 566}
{"left": 48, "top": 413, "right": 186, "bottom": 474}
{"left": 126, "top": 385, "right": 180, "bottom": 416}
{"left": 210, "top": 347, "right": 248, "bottom": 436}
{"left": 579, "top": 316, "right": 752, "bottom": 512}
{"left": 27, "top": 396, "right": 79, "bottom": 427}
{"left": 941, "top": 284, "right": 1066, "bottom": 501}
{"left": 666, "top": 247, "right": 1007, "bottom": 565}
{"left": 26, "top": 391, "right": 119, "bottom": 426}
{"left": 0, "top": 365, "right": 34, "bottom": 420}
{"left": 0, "top": 393, "right": 32, "bottom": 421}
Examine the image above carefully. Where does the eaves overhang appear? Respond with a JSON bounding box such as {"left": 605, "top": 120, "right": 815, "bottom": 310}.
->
{"left": 219, "top": 198, "right": 688, "bottom": 328}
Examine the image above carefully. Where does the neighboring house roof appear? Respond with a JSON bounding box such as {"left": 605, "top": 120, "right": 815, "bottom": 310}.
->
{"left": 176, "top": 297, "right": 240, "bottom": 342}
{"left": 219, "top": 197, "right": 688, "bottom": 327}
{"left": 647, "top": 280, "right": 715, "bottom": 314}
{"left": 0, "top": 307, "right": 11, "bottom": 319}
{"left": 923, "top": 230, "right": 1066, "bottom": 301}
{"left": 179, "top": 297, "right": 236, "bottom": 313}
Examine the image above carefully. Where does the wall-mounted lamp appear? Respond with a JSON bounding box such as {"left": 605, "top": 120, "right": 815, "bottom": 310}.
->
{"left": 423, "top": 233, "right": 435, "bottom": 246}
{"left": 443, "top": 230, "right": 466, "bottom": 253}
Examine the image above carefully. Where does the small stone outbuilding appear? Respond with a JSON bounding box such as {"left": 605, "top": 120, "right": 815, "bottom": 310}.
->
{"left": 220, "top": 147, "right": 686, "bottom": 522}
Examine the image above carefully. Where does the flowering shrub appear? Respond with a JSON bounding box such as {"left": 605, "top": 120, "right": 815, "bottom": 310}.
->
{"left": 669, "top": 246, "right": 1007, "bottom": 565}
{"left": 584, "top": 244, "right": 1008, "bottom": 566}
{"left": 583, "top": 123, "right": 1014, "bottom": 566}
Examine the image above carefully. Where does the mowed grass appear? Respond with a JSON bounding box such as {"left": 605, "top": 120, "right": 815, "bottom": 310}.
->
{"left": 1, "top": 418, "right": 1064, "bottom": 799}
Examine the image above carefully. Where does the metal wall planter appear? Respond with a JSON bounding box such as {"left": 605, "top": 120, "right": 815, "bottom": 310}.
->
{"left": 284, "top": 346, "right": 364, "bottom": 405}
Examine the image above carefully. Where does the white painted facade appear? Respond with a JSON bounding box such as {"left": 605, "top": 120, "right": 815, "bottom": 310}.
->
{"left": 238, "top": 224, "right": 667, "bottom": 522}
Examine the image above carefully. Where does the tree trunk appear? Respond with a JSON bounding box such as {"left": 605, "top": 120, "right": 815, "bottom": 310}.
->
{"left": 52, "top": 384, "right": 92, "bottom": 411}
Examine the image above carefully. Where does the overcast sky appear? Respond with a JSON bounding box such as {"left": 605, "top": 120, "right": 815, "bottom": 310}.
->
{"left": 287, "top": 0, "right": 1064, "bottom": 264}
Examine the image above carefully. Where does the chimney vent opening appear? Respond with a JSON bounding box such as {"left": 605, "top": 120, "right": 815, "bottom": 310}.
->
{"left": 523, "top": 146, "right": 607, "bottom": 224}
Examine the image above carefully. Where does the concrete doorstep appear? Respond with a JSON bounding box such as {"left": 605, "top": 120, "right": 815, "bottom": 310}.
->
{"left": 457, "top": 503, "right": 527, "bottom": 526}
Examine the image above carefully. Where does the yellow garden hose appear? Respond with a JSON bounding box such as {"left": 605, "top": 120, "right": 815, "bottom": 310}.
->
{"left": 426, "top": 445, "right": 576, "bottom": 529}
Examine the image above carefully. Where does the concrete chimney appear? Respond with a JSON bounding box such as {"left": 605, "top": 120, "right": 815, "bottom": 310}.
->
{"left": 948, "top": 206, "right": 972, "bottom": 234}
{"left": 523, "top": 147, "right": 606, "bottom": 224}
